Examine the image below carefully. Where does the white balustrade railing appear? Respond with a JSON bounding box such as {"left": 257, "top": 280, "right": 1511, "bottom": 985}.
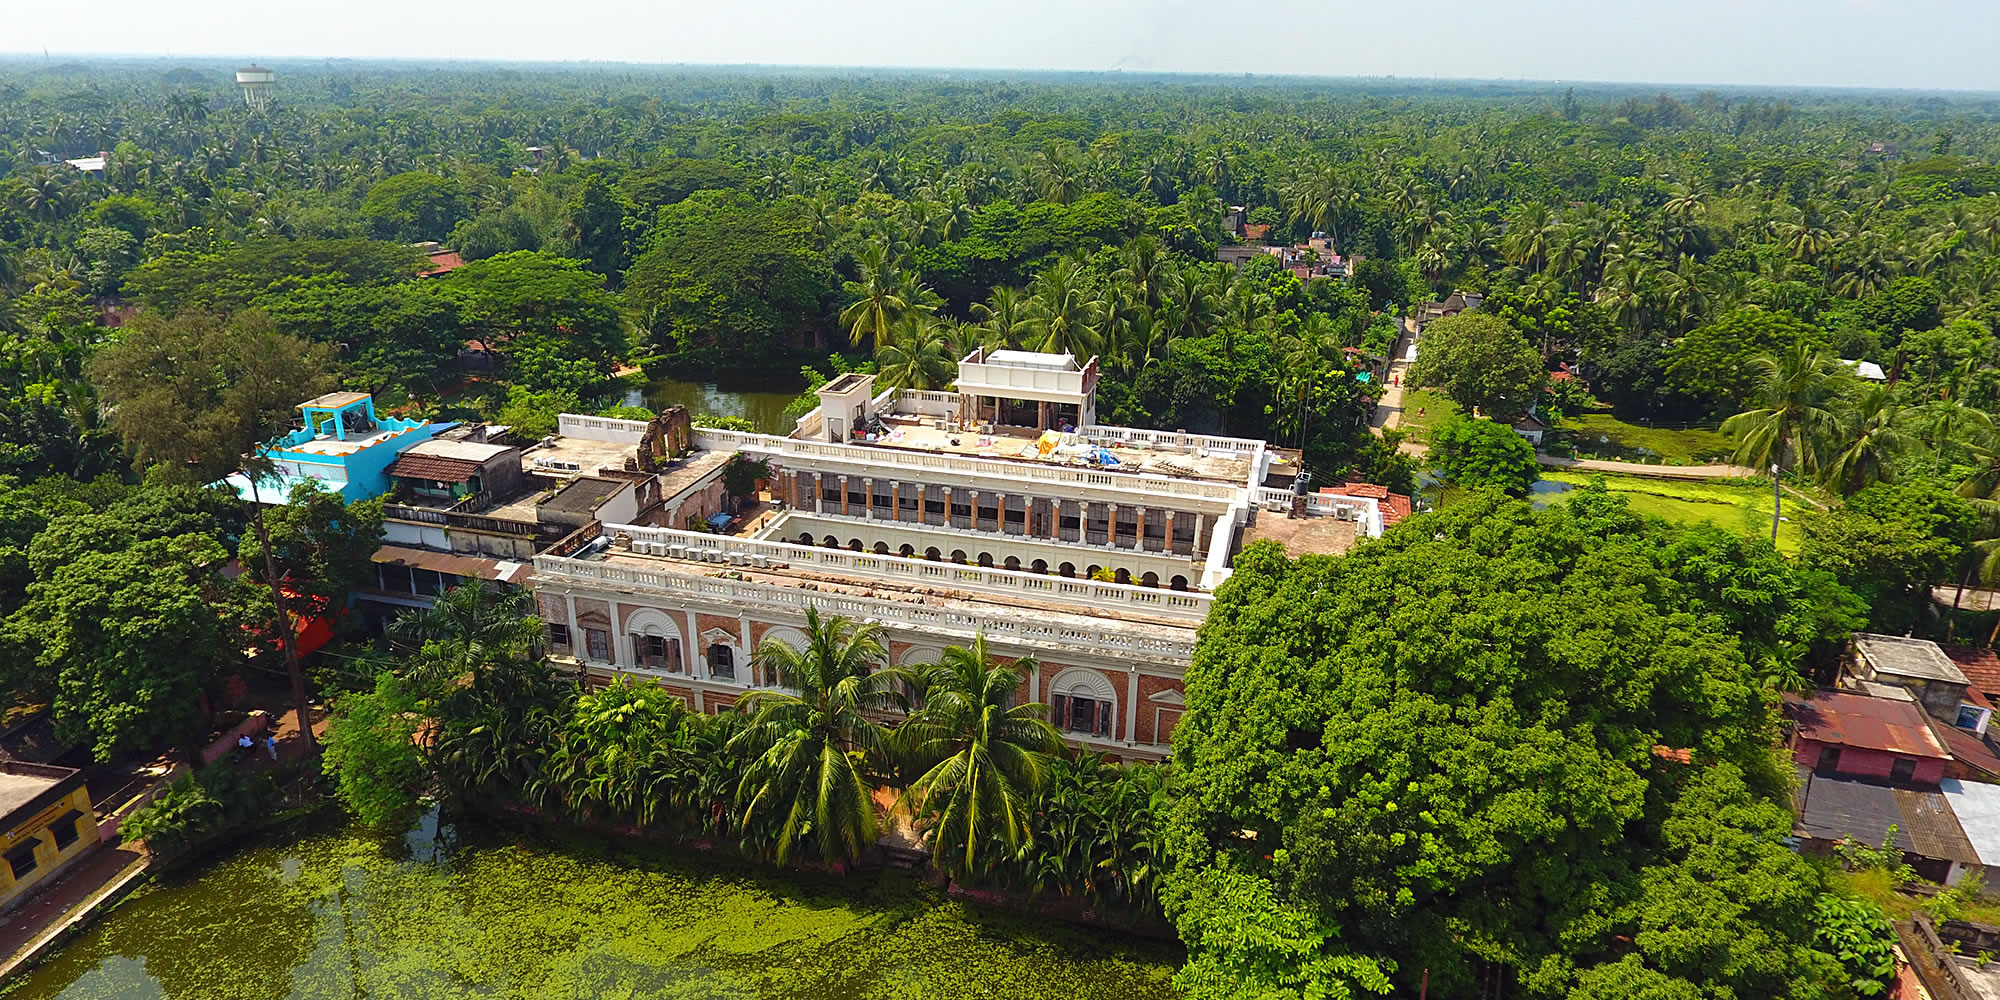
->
{"left": 556, "top": 413, "right": 648, "bottom": 443}
{"left": 692, "top": 428, "right": 1247, "bottom": 506}
{"left": 533, "top": 553, "right": 1197, "bottom": 662}
{"left": 595, "top": 522, "right": 1212, "bottom": 619}
{"left": 1078, "top": 424, "right": 1267, "bottom": 455}
{"left": 793, "top": 406, "right": 823, "bottom": 440}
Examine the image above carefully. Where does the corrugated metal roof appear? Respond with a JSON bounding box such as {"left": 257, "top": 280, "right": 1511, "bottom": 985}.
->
{"left": 1787, "top": 690, "right": 1951, "bottom": 759}
{"left": 1943, "top": 644, "right": 2000, "bottom": 697}
{"left": 1934, "top": 722, "right": 2000, "bottom": 779}
{"left": 1942, "top": 779, "right": 2000, "bottom": 866}
{"left": 1796, "top": 769, "right": 1982, "bottom": 864}
{"left": 1893, "top": 788, "right": 1981, "bottom": 864}
{"left": 371, "top": 545, "right": 531, "bottom": 585}
{"left": 1794, "top": 769, "right": 1913, "bottom": 850}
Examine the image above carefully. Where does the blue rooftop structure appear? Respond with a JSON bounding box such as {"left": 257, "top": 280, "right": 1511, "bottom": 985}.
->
{"left": 222, "top": 391, "right": 441, "bottom": 504}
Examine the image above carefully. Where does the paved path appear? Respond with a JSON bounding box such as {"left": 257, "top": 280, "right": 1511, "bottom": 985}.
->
{"left": 1536, "top": 455, "right": 1760, "bottom": 480}
{"left": 0, "top": 844, "right": 149, "bottom": 978}
{"left": 1368, "top": 320, "right": 1417, "bottom": 437}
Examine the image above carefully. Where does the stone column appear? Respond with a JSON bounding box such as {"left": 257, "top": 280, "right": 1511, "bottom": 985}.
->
{"left": 967, "top": 490, "right": 980, "bottom": 531}
{"left": 1192, "top": 512, "right": 1207, "bottom": 557}
{"left": 1106, "top": 503, "right": 1121, "bottom": 548}
{"left": 812, "top": 473, "right": 824, "bottom": 514}
{"left": 863, "top": 477, "right": 875, "bottom": 520}
{"left": 839, "top": 476, "right": 850, "bottom": 516}
{"left": 890, "top": 480, "right": 900, "bottom": 523}
{"left": 941, "top": 486, "right": 953, "bottom": 527}
{"left": 1165, "top": 510, "right": 1179, "bottom": 555}
{"left": 1137, "top": 506, "right": 1149, "bottom": 551}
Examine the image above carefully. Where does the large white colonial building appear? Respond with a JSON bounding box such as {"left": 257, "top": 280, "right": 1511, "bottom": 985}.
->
{"left": 531, "top": 350, "right": 1402, "bottom": 760}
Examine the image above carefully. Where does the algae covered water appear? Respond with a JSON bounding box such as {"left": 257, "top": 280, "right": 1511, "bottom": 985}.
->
{"left": 2, "top": 813, "right": 1180, "bottom": 999}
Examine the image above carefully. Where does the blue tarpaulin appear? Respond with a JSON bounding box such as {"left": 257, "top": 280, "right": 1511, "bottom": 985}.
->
{"left": 706, "top": 511, "right": 734, "bottom": 530}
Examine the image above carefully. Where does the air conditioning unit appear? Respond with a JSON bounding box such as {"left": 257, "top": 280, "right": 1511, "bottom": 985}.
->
{"left": 1334, "top": 504, "right": 1357, "bottom": 521}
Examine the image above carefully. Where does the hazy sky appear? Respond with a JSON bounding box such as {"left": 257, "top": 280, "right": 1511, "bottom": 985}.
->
{"left": 11, "top": 0, "right": 1999, "bottom": 92}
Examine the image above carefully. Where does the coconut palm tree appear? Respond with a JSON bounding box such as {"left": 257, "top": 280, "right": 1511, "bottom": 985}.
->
{"left": 896, "top": 636, "right": 1062, "bottom": 879}
{"left": 1822, "top": 384, "right": 1909, "bottom": 495}
{"left": 387, "top": 579, "right": 544, "bottom": 693}
{"left": 839, "top": 242, "right": 922, "bottom": 348}
{"left": 730, "top": 608, "right": 900, "bottom": 866}
{"left": 1021, "top": 258, "right": 1105, "bottom": 358}
{"left": 876, "top": 314, "right": 958, "bottom": 391}
{"left": 1721, "top": 342, "right": 1855, "bottom": 480}
{"left": 970, "top": 285, "right": 1030, "bottom": 351}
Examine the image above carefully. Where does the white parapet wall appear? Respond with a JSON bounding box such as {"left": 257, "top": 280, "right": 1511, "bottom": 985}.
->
{"left": 557, "top": 413, "right": 649, "bottom": 444}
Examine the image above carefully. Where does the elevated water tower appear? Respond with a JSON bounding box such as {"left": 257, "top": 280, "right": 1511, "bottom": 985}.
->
{"left": 235, "top": 65, "right": 276, "bottom": 112}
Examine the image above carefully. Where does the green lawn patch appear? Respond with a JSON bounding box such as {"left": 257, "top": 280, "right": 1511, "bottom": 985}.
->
{"left": 1557, "top": 413, "right": 1732, "bottom": 465}
{"left": 1397, "top": 389, "right": 1459, "bottom": 443}
{"left": 1539, "top": 470, "right": 1802, "bottom": 554}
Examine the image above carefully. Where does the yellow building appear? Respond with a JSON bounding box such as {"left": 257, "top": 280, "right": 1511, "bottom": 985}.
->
{"left": 0, "top": 762, "right": 100, "bottom": 910}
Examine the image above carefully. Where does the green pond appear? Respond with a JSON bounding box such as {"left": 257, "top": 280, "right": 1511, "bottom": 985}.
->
{"left": 635, "top": 376, "right": 805, "bottom": 436}
{"left": 3, "top": 813, "right": 1180, "bottom": 1000}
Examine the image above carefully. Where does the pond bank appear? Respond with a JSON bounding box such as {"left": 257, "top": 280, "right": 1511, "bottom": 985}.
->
{"left": 0, "top": 812, "right": 1182, "bottom": 999}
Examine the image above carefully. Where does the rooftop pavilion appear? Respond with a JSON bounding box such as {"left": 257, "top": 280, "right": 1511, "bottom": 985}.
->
{"left": 222, "top": 392, "right": 439, "bottom": 504}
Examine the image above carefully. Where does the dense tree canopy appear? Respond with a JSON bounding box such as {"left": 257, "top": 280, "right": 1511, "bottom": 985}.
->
{"left": 1165, "top": 490, "right": 1861, "bottom": 1000}
{"left": 1408, "top": 312, "right": 1545, "bottom": 419}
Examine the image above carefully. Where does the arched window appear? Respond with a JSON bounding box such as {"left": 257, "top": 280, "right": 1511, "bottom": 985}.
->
{"left": 951, "top": 549, "right": 968, "bottom": 565}
{"left": 847, "top": 538, "right": 863, "bottom": 551}
{"left": 1058, "top": 562, "right": 1075, "bottom": 578}
{"left": 899, "top": 544, "right": 916, "bottom": 558}
{"left": 925, "top": 547, "right": 942, "bottom": 561}
{"left": 821, "top": 535, "right": 839, "bottom": 548}
{"left": 873, "top": 542, "right": 890, "bottom": 555}
{"left": 1170, "top": 575, "right": 1189, "bottom": 592}
{"left": 1140, "top": 571, "right": 1159, "bottom": 588}
{"left": 798, "top": 532, "right": 815, "bottom": 545}
{"left": 1114, "top": 568, "right": 1131, "bottom": 585}
{"left": 1004, "top": 556, "right": 1021, "bottom": 572}
{"left": 1049, "top": 668, "right": 1117, "bottom": 738}
{"left": 977, "top": 552, "right": 994, "bottom": 568}
{"left": 1031, "top": 559, "right": 1048, "bottom": 575}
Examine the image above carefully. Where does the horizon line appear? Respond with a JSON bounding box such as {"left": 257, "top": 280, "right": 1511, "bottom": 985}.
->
{"left": 2, "top": 51, "right": 1997, "bottom": 99}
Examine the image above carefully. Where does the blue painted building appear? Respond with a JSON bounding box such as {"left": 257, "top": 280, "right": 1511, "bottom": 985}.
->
{"left": 223, "top": 392, "right": 440, "bottom": 504}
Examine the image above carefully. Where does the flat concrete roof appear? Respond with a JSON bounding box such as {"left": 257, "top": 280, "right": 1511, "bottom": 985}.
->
{"left": 589, "top": 548, "right": 1201, "bottom": 635}
{"left": 299, "top": 391, "right": 370, "bottom": 410}
{"left": 402, "top": 438, "right": 516, "bottom": 463}
{"left": 0, "top": 768, "right": 62, "bottom": 818}
{"left": 986, "top": 350, "right": 1079, "bottom": 371}
{"left": 1240, "top": 510, "right": 1360, "bottom": 558}
{"left": 1856, "top": 633, "right": 1971, "bottom": 685}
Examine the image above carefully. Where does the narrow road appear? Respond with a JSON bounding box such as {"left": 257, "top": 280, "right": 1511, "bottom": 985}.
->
{"left": 1536, "top": 455, "right": 1760, "bottom": 480}
{"left": 1369, "top": 319, "right": 1417, "bottom": 437}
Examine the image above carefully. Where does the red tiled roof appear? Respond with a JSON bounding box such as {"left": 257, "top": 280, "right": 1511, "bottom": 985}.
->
{"left": 1785, "top": 690, "right": 1951, "bottom": 759}
{"left": 1382, "top": 493, "right": 1413, "bottom": 527}
{"left": 1942, "top": 645, "right": 2000, "bottom": 697}
{"left": 420, "top": 250, "right": 466, "bottom": 276}
{"left": 385, "top": 452, "right": 482, "bottom": 483}
{"left": 1326, "top": 482, "right": 1389, "bottom": 499}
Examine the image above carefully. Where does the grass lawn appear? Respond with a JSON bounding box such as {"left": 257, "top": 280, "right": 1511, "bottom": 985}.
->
{"left": 1397, "top": 389, "right": 1459, "bottom": 443}
{"left": 1538, "top": 469, "right": 1803, "bottom": 553}
{"left": 1558, "top": 413, "right": 1733, "bottom": 465}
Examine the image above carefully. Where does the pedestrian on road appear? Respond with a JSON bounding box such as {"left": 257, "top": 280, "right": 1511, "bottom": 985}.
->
{"left": 264, "top": 736, "right": 278, "bottom": 760}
